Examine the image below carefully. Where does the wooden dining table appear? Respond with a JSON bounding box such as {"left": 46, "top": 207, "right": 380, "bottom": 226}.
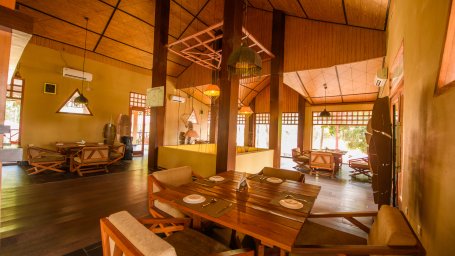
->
{"left": 151, "top": 171, "right": 321, "bottom": 255}
{"left": 55, "top": 142, "right": 105, "bottom": 155}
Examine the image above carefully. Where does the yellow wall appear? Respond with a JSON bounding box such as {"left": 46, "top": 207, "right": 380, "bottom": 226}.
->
{"left": 20, "top": 44, "right": 150, "bottom": 149}
{"left": 385, "top": 0, "right": 455, "bottom": 254}
{"left": 303, "top": 103, "right": 373, "bottom": 150}
{"left": 19, "top": 44, "right": 209, "bottom": 153}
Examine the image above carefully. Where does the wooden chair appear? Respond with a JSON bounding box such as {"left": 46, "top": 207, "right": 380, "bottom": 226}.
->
{"left": 108, "top": 143, "right": 126, "bottom": 165}
{"left": 348, "top": 157, "right": 372, "bottom": 180}
{"left": 291, "top": 148, "right": 310, "bottom": 170}
{"left": 259, "top": 166, "right": 305, "bottom": 182}
{"left": 100, "top": 211, "right": 254, "bottom": 256}
{"left": 291, "top": 205, "right": 425, "bottom": 255}
{"left": 309, "top": 151, "right": 336, "bottom": 178}
{"left": 148, "top": 166, "right": 196, "bottom": 218}
{"left": 70, "top": 146, "right": 110, "bottom": 176}
{"left": 27, "top": 145, "right": 66, "bottom": 175}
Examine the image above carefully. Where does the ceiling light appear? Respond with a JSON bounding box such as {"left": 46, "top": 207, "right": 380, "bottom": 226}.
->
{"left": 238, "top": 106, "right": 254, "bottom": 115}
{"left": 203, "top": 84, "right": 220, "bottom": 97}
{"left": 319, "top": 83, "right": 330, "bottom": 118}
{"left": 74, "top": 17, "right": 89, "bottom": 106}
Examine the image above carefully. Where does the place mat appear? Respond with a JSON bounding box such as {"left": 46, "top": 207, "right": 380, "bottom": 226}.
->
{"left": 247, "top": 175, "right": 284, "bottom": 184}
{"left": 176, "top": 196, "right": 233, "bottom": 218}
{"left": 193, "top": 178, "right": 231, "bottom": 187}
{"left": 269, "top": 192, "right": 315, "bottom": 213}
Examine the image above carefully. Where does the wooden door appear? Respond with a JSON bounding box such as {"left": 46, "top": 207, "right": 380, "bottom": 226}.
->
{"left": 130, "top": 107, "right": 146, "bottom": 156}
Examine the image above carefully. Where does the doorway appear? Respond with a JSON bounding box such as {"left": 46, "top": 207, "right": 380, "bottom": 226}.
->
{"left": 4, "top": 76, "right": 24, "bottom": 149}
{"left": 129, "top": 92, "right": 150, "bottom": 156}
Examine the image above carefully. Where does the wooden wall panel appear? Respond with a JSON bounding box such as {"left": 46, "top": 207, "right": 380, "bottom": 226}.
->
{"left": 299, "top": 0, "right": 345, "bottom": 23}
{"left": 248, "top": 0, "right": 273, "bottom": 10}
{"left": 254, "top": 84, "right": 299, "bottom": 113}
{"left": 345, "top": 0, "right": 388, "bottom": 30}
{"left": 176, "top": 63, "right": 211, "bottom": 89}
{"left": 284, "top": 16, "right": 386, "bottom": 72}
{"left": 245, "top": 7, "right": 273, "bottom": 55}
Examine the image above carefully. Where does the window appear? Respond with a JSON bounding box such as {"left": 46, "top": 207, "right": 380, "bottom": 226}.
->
{"left": 129, "top": 92, "right": 146, "bottom": 107}
{"left": 437, "top": 0, "right": 455, "bottom": 93}
{"left": 312, "top": 110, "right": 372, "bottom": 163}
{"left": 7, "top": 78, "right": 23, "bottom": 100}
{"left": 281, "top": 113, "right": 298, "bottom": 157}
{"left": 237, "top": 115, "right": 245, "bottom": 146}
{"left": 255, "top": 113, "right": 269, "bottom": 148}
{"left": 57, "top": 89, "right": 92, "bottom": 115}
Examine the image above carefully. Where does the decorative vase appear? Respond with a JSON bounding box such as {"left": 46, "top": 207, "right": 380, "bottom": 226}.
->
{"left": 103, "top": 123, "right": 117, "bottom": 145}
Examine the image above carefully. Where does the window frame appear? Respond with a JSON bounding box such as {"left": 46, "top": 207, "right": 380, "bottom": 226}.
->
{"left": 436, "top": 0, "right": 455, "bottom": 95}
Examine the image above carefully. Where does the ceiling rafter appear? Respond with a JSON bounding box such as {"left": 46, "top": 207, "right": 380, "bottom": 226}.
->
{"left": 94, "top": 0, "right": 122, "bottom": 51}
{"left": 17, "top": 2, "right": 189, "bottom": 69}
{"left": 173, "top": 0, "right": 211, "bottom": 39}
{"left": 295, "top": 0, "right": 309, "bottom": 18}
{"left": 341, "top": 0, "right": 348, "bottom": 24}
{"left": 295, "top": 71, "right": 313, "bottom": 105}
{"left": 334, "top": 66, "right": 344, "bottom": 103}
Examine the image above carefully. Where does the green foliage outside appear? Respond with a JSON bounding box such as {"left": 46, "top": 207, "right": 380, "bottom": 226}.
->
{"left": 323, "top": 125, "right": 368, "bottom": 152}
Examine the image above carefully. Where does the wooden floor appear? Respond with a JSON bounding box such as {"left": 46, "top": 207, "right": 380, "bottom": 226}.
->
{"left": 0, "top": 158, "right": 375, "bottom": 255}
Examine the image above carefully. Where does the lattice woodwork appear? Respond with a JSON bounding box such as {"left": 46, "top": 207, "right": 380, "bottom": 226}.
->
{"left": 237, "top": 114, "right": 246, "bottom": 125}
{"left": 129, "top": 92, "right": 146, "bottom": 108}
{"left": 255, "top": 113, "right": 270, "bottom": 124}
{"left": 167, "top": 22, "right": 275, "bottom": 71}
{"left": 312, "top": 110, "right": 372, "bottom": 125}
{"left": 282, "top": 112, "right": 299, "bottom": 125}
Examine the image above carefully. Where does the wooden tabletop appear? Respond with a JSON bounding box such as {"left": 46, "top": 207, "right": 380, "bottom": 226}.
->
{"left": 151, "top": 171, "right": 321, "bottom": 252}
{"left": 55, "top": 142, "right": 105, "bottom": 152}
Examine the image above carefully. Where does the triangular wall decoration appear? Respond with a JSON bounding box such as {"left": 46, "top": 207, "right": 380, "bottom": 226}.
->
{"left": 187, "top": 109, "right": 199, "bottom": 124}
{"left": 57, "top": 89, "right": 92, "bottom": 115}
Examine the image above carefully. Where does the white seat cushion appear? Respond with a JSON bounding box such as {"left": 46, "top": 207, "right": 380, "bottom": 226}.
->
{"left": 109, "top": 211, "right": 177, "bottom": 256}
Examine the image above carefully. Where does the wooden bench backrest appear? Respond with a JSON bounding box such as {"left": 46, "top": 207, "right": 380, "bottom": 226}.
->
{"left": 80, "top": 146, "right": 109, "bottom": 164}
{"left": 309, "top": 152, "right": 334, "bottom": 170}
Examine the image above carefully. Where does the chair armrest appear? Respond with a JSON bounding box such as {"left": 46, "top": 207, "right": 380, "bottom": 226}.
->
{"left": 138, "top": 217, "right": 191, "bottom": 226}
{"left": 291, "top": 244, "right": 423, "bottom": 255}
{"left": 309, "top": 211, "right": 377, "bottom": 218}
{"left": 148, "top": 174, "right": 166, "bottom": 191}
{"left": 209, "top": 249, "right": 254, "bottom": 256}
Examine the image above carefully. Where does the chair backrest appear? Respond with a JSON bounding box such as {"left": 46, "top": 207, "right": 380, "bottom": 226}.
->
{"left": 80, "top": 146, "right": 109, "bottom": 164}
{"left": 261, "top": 167, "right": 304, "bottom": 182}
{"left": 151, "top": 166, "right": 193, "bottom": 193}
{"left": 309, "top": 152, "right": 334, "bottom": 171}
{"left": 368, "top": 205, "right": 417, "bottom": 247}
{"left": 291, "top": 148, "right": 301, "bottom": 159}
{"left": 101, "top": 211, "right": 177, "bottom": 256}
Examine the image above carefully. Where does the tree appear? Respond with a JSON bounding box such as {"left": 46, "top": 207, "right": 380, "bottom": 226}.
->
{"left": 325, "top": 125, "right": 368, "bottom": 152}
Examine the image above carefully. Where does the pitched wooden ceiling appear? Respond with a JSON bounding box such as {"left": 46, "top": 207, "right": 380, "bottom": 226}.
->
{"left": 16, "top": 0, "right": 389, "bottom": 78}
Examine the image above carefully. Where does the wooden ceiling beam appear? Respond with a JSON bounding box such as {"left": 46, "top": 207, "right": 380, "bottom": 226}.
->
{"left": 341, "top": 0, "right": 348, "bottom": 24}
{"left": 295, "top": 0, "right": 309, "bottom": 18}
{"left": 93, "top": 0, "right": 121, "bottom": 51}
{"left": 334, "top": 66, "right": 344, "bottom": 103}
{"left": 0, "top": 5, "right": 33, "bottom": 33}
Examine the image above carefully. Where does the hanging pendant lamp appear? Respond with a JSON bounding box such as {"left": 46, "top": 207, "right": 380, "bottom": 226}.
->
{"left": 203, "top": 84, "right": 220, "bottom": 97}
{"left": 320, "top": 83, "right": 330, "bottom": 117}
{"left": 238, "top": 105, "right": 254, "bottom": 115}
{"left": 227, "top": 0, "right": 262, "bottom": 83}
{"left": 74, "top": 17, "right": 89, "bottom": 106}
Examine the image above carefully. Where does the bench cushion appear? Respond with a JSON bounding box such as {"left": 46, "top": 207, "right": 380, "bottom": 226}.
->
{"left": 261, "top": 167, "right": 303, "bottom": 182}
{"left": 109, "top": 211, "right": 177, "bottom": 256}
{"left": 368, "top": 205, "right": 417, "bottom": 246}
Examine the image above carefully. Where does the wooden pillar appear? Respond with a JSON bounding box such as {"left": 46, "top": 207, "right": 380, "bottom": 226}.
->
{"left": 0, "top": 0, "right": 16, "bottom": 231}
{"left": 209, "top": 98, "right": 218, "bottom": 143}
{"left": 245, "top": 99, "right": 256, "bottom": 147}
{"left": 148, "top": 0, "right": 169, "bottom": 170}
{"left": 216, "top": 0, "right": 243, "bottom": 173}
{"left": 297, "top": 95, "right": 306, "bottom": 151}
{"left": 269, "top": 10, "right": 285, "bottom": 168}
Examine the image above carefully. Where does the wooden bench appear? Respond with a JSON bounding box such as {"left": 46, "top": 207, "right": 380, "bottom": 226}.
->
{"left": 70, "top": 146, "right": 110, "bottom": 176}
{"left": 291, "top": 205, "right": 425, "bottom": 255}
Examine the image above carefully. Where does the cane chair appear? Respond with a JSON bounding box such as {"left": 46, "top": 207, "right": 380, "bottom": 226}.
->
{"left": 100, "top": 211, "right": 254, "bottom": 256}
{"left": 291, "top": 148, "right": 310, "bottom": 170}
{"left": 348, "top": 157, "right": 372, "bottom": 180}
{"left": 70, "top": 146, "right": 110, "bottom": 176}
{"left": 309, "top": 151, "right": 336, "bottom": 178}
{"left": 27, "top": 145, "right": 66, "bottom": 175}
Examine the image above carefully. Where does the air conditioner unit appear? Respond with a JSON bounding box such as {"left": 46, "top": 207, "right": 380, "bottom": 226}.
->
{"left": 169, "top": 95, "right": 185, "bottom": 103}
{"left": 374, "top": 67, "right": 388, "bottom": 87}
{"left": 62, "top": 67, "right": 93, "bottom": 82}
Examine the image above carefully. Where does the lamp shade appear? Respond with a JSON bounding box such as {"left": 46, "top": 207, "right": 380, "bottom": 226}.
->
{"left": 227, "top": 44, "right": 262, "bottom": 82}
{"left": 185, "top": 130, "right": 199, "bottom": 138}
{"left": 319, "top": 108, "right": 331, "bottom": 117}
{"left": 203, "top": 84, "right": 220, "bottom": 97}
{"left": 74, "top": 93, "right": 89, "bottom": 105}
{"left": 238, "top": 106, "right": 254, "bottom": 115}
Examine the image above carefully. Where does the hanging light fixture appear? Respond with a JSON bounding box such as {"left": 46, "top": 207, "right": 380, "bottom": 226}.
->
{"left": 320, "top": 83, "right": 330, "bottom": 117}
{"left": 203, "top": 84, "right": 220, "bottom": 97}
{"left": 227, "top": 0, "right": 262, "bottom": 83}
{"left": 238, "top": 105, "right": 254, "bottom": 115}
{"left": 74, "top": 17, "right": 89, "bottom": 106}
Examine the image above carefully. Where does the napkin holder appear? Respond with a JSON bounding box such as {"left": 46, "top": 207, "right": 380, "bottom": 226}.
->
{"left": 236, "top": 173, "right": 250, "bottom": 192}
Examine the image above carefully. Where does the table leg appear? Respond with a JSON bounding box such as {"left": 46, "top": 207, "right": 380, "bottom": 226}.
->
{"left": 257, "top": 244, "right": 265, "bottom": 256}
{"left": 192, "top": 215, "right": 202, "bottom": 230}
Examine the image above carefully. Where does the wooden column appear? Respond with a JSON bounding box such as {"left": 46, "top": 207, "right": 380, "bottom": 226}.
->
{"left": 0, "top": 0, "right": 16, "bottom": 231}
{"left": 216, "top": 0, "right": 243, "bottom": 173}
{"left": 209, "top": 98, "right": 218, "bottom": 143}
{"left": 269, "top": 10, "right": 285, "bottom": 168}
{"left": 297, "top": 95, "right": 306, "bottom": 151}
{"left": 148, "top": 0, "right": 169, "bottom": 170}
